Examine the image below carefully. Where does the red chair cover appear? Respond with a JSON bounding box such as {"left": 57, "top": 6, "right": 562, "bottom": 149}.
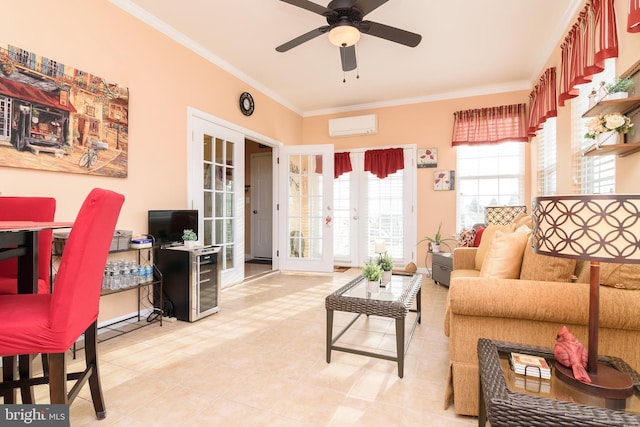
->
{"left": 0, "top": 197, "right": 56, "bottom": 294}
{"left": 0, "top": 188, "right": 124, "bottom": 355}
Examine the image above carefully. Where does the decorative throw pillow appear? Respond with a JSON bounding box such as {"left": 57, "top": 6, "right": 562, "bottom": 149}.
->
{"left": 457, "top": 227, "right": 476, "bottom": 247}
{"left": 474, "top": 223, "right": 515, "bottom": 270}
{"left": 479, "top": 230, "right": 530, "bottom": 279}
{"left": 513, "top": 211, "right": 533, "bottom": 229}
{"left": 519, "top": 236, "right": 577, "bottom": 282}
{"left": 598, "top": 263, "right": 640, "bottom": 289}
{"left": 473, "top": 226, "right": 485, "bottom": 247}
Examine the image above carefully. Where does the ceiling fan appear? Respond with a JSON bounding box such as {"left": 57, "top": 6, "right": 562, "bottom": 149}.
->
{"left": 276, "top": 0, "right": 422, "bottom": 72}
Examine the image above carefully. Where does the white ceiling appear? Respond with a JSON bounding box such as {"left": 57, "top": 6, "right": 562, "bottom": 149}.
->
{"left": 114, "top": 0, "right": 581, "bottom": 116}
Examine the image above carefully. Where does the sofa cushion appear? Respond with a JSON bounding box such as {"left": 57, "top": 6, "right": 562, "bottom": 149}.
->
{"left": 576, "top": 262, "right": 640, "bottom": 290}
{"left": 479, "top": 229, "right": 529, "bottom": 279}
{"left": 474, "top": 223, "right": 515, "bottom": 270}
{"left": 519, "top": 236, "right": 577, "bottom": 282}
{"left": 513, "top": 211, "right": 533, "bottom": 229}
{"left": 457, "top": 227, "right": 476, "bottom": 247}
{"left": 473, "top": 226, "right": 485, "bottom": 247}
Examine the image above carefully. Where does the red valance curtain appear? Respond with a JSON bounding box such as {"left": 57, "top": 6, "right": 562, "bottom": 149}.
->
{"left": 630, "top": 0, "right": 640, "bottom": 32}
{"left": 451, "top": 103, "right": 528, "bottom": 146}
{"left": 528, "top": 67, "right": 558, "bottom": 137}
{"left": 334, "top": 152, "right": 352, "bottom": 178}
{"left": 364, "top": 148, "right": 404, "bottom": 179}
{"left": 558, "top": 0, "right": 618, "bottom": 106}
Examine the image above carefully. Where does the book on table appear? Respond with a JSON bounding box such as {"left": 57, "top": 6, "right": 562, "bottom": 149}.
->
{"left": 510, "top": 352, "right": 551, "bottom": 379}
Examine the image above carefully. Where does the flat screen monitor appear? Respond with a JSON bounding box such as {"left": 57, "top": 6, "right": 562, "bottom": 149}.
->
{"left": 147, "top": 210, "right": 198, "bottom": 246}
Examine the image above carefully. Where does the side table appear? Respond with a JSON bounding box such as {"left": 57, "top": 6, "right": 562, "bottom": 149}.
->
{"left": 431, "top": 252, "right": 453, "bottom": 286}
{"left": 477, "top": 339, "right": 640, "bottom": 427}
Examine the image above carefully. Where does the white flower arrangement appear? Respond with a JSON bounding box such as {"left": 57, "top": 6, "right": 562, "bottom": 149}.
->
{"left": 584, "top": 112, "right": 633, "bottom": 139}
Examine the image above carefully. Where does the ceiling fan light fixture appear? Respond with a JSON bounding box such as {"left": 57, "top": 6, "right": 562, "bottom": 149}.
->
{"left": 328, "top": 25, "right": 360, "bottom": 47}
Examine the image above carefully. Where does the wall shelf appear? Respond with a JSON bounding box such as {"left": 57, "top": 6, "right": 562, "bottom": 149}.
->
{"left": 581, "top": 96, "right": 640, "bottom": 157}
{"left": 582, "top": 96, "right": 640, "bottom": 117}
{"left": 583, "top": 141, "right": 640, "bottom": 158}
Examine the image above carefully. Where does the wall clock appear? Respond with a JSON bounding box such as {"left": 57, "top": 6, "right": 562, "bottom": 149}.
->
{"left": 239, "top": 92, "right": 254, "bottom": 116}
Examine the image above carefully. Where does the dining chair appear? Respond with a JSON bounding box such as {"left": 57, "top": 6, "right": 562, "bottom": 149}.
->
{"left": 0, "top": 196, "right": 56, "bottom": 294}
{"left": 0, "top": 196, "right": 56, "bottom": 404}
{"left": 0, "top": 188, "right": 124, "bottom": 419}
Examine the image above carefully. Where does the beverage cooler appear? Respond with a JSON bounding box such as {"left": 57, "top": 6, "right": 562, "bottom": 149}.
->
{"left": 154, "top": 246, "right": 221, "bottom": 322}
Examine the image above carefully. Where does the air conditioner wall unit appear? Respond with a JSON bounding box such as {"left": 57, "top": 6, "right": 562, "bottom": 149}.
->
{"left": 328, "top": 114, "right": 378, "bottom": 137}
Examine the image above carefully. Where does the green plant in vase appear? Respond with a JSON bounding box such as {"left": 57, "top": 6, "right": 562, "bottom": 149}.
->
{"left": 362, "top": 260, "right": 382, "bottom": 287}
{"left": 605, "top": 76, "right": 634, "bottom": 97}
{"left": 418, "top": 222, "right": 455, "bottom": 253}
{"left": 378, "top": 252, "right": 394, "bottom": 283}
{"left": 182, "top": 229, "right": 197, "bottom": 247}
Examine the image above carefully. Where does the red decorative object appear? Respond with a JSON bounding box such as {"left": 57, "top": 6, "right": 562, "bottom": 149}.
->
{"left": 554, "top": 326, "right": 591, "bottom": 383}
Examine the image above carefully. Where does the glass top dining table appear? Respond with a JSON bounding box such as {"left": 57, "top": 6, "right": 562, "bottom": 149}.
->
{"left": 0, "top": 221, "right": 73, "bottom": 294}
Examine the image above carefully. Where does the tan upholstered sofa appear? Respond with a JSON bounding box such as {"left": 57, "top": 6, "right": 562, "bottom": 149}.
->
{"left": 443, "top": 218, "right": 640, "bottom": 417}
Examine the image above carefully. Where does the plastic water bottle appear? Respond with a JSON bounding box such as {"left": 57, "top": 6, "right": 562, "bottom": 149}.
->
{"left": 122, "top": 261, "right": 131, "bottom": 288}
{"left": 130, "top": 261, "right": 139, "bottom": 286}
{"left": 102, "top": 263, "right": 110, "bottom": 289}
{"left": 145, "top": 265, "right": 153, "bottom": 283}
{"left": 111, "top": 266, "right": 121, "bottom": 290}
{"left": 138, "top": 265, "right": 146, "bottom": 284}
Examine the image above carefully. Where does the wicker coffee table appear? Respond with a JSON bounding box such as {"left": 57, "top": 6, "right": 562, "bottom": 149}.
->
{"left": 478, "top": 339, "right": 640, "bottom": 426}
{"left": 325, "top": 274, "right": 421, "bottom": 378}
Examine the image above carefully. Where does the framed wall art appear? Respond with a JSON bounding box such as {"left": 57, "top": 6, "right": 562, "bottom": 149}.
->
{"left": 434, "top": 170, "right": 455, "bottom": 190}
{"left": 0, "top": 42, "right": 129, "bottom": 177}
{"left": 417, "top": 148, "right": 437, "bottom": 168}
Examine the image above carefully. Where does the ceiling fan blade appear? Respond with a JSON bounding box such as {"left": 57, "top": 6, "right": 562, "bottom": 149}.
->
{"left": 279, "top": 0, "right": 337, "bottom": 17}
{"left": 353, "top": 0, "right": 388, "bottom": 17}
{"left": 340, "top": 45, "right": 357, "bottom": 71}
{"left": 276, "top": 26, "right": 330, "bottom": 52}
{"left": 357, "top": 20, "right": 422, "bottom": 47}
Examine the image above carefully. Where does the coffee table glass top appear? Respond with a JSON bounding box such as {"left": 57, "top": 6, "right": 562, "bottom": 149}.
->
{"left": 341, "top": 274, "right": 418, "bottom": 302}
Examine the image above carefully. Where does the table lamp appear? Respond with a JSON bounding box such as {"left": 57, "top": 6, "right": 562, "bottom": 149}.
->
{"left": 532, "top": 195, "right": 640, "bottom": 398}
{"left": 374, "top": 240, "right": 386, "bottom": 261}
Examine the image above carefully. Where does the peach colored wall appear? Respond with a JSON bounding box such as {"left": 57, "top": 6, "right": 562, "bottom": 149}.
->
{"left": 0, "top": 0, "right": 302, "bottom": 320}
{"left": 302, "top": 91, "right": 531, "bottom": 268}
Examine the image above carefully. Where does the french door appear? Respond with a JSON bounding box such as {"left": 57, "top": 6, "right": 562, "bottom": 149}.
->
{"left": 188, "top": 113, "right": 244, "bottom": 287}
{"left": 278, "top": 144, "right": 334, "bottom": 272}
{"left": 333, "top": 148, "right": 416, "bottom": 268}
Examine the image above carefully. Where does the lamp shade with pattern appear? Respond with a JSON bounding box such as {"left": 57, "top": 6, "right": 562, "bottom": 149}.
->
{"left": 532, "top": 195, "right": 640, "bottom": 398}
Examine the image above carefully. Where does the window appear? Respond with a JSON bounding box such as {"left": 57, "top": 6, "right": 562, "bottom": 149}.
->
{"left": 456, "top": 142, "right": 525, "bottom": 229}
{"left": 571, "top": 59, "right": 616, "bottom": 194}
{"left": 536, "top": 117, "right": 557, "bottom": 195}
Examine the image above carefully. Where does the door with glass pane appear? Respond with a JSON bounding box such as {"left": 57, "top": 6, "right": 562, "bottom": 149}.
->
{"left": 189, "top": 116, "right": 244, "bottom": 287}
{"left": 279, "top": 144, "right": 334, "bottom": 272}
{"left": 333, "top": 149, "right": 416, "bottom": 268}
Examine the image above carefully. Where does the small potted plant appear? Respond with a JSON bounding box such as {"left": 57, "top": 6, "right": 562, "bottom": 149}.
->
{"left": 418, "top": 222, "right": 456, "bottom": 253}
{"left": 378, "top": 252, "right": 394, "bottom": 283}
{"left": 362, "top": 259, "right": 383, "bottom": 292}
{"left": 605, "top": 76, "right": 634, "bottom": 100}
{"left": 182, "top": 229, "right": 197, "bottom": 248}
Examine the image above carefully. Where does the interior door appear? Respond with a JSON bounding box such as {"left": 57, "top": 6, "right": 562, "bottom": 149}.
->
{"left": 250, "top": 152, "right": 272, "bottom": 259}
{"left": 188, "top": 115, "right": 244, "bottom": 287}
{"left": 279, "top": 144, "right": 334, "bottom": 272}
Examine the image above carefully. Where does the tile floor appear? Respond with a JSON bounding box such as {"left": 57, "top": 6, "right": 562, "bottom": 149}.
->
{"left": 32, "top": 270, "right": 477, "bottom": 426}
